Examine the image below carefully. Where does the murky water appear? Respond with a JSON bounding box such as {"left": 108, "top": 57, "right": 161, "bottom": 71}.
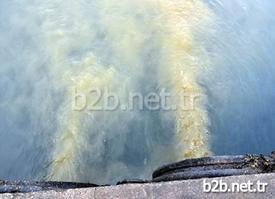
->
{"left": 0, "top": 0, "right": 274, "bottom": 184}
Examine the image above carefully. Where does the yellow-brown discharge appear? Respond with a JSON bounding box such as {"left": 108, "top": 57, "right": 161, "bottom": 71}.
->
{"left": 40, "top": 0, "right": 213, "bottom": 181}
{"left": 157, "top": 0, "right": 213, "bottom": 159}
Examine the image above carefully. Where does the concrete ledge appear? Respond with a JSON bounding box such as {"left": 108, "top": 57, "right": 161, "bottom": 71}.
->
{"left": 1, "top": 174, "right": 274, "bottom": 199}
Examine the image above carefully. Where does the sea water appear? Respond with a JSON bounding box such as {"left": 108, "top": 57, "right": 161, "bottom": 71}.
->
{"left": 0, "top": 0, "right": 274, "bottom": 184}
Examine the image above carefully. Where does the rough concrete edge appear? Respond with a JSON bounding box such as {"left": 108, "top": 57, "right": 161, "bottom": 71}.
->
{"left": 1, "top": 173, "right": 274, "bottom": 199}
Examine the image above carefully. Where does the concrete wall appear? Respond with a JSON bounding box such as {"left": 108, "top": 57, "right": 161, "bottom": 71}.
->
{"left": 1, "top": 174, "right": 274, "bottom": 199}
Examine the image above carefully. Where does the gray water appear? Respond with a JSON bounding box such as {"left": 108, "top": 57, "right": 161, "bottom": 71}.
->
{"left": 0, "top": 0, "right": 274, "bottom": 184}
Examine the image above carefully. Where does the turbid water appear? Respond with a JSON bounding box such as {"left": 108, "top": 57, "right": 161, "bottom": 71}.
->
{"left": 0, "top": 0, "right": 274, "bottom": 184}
